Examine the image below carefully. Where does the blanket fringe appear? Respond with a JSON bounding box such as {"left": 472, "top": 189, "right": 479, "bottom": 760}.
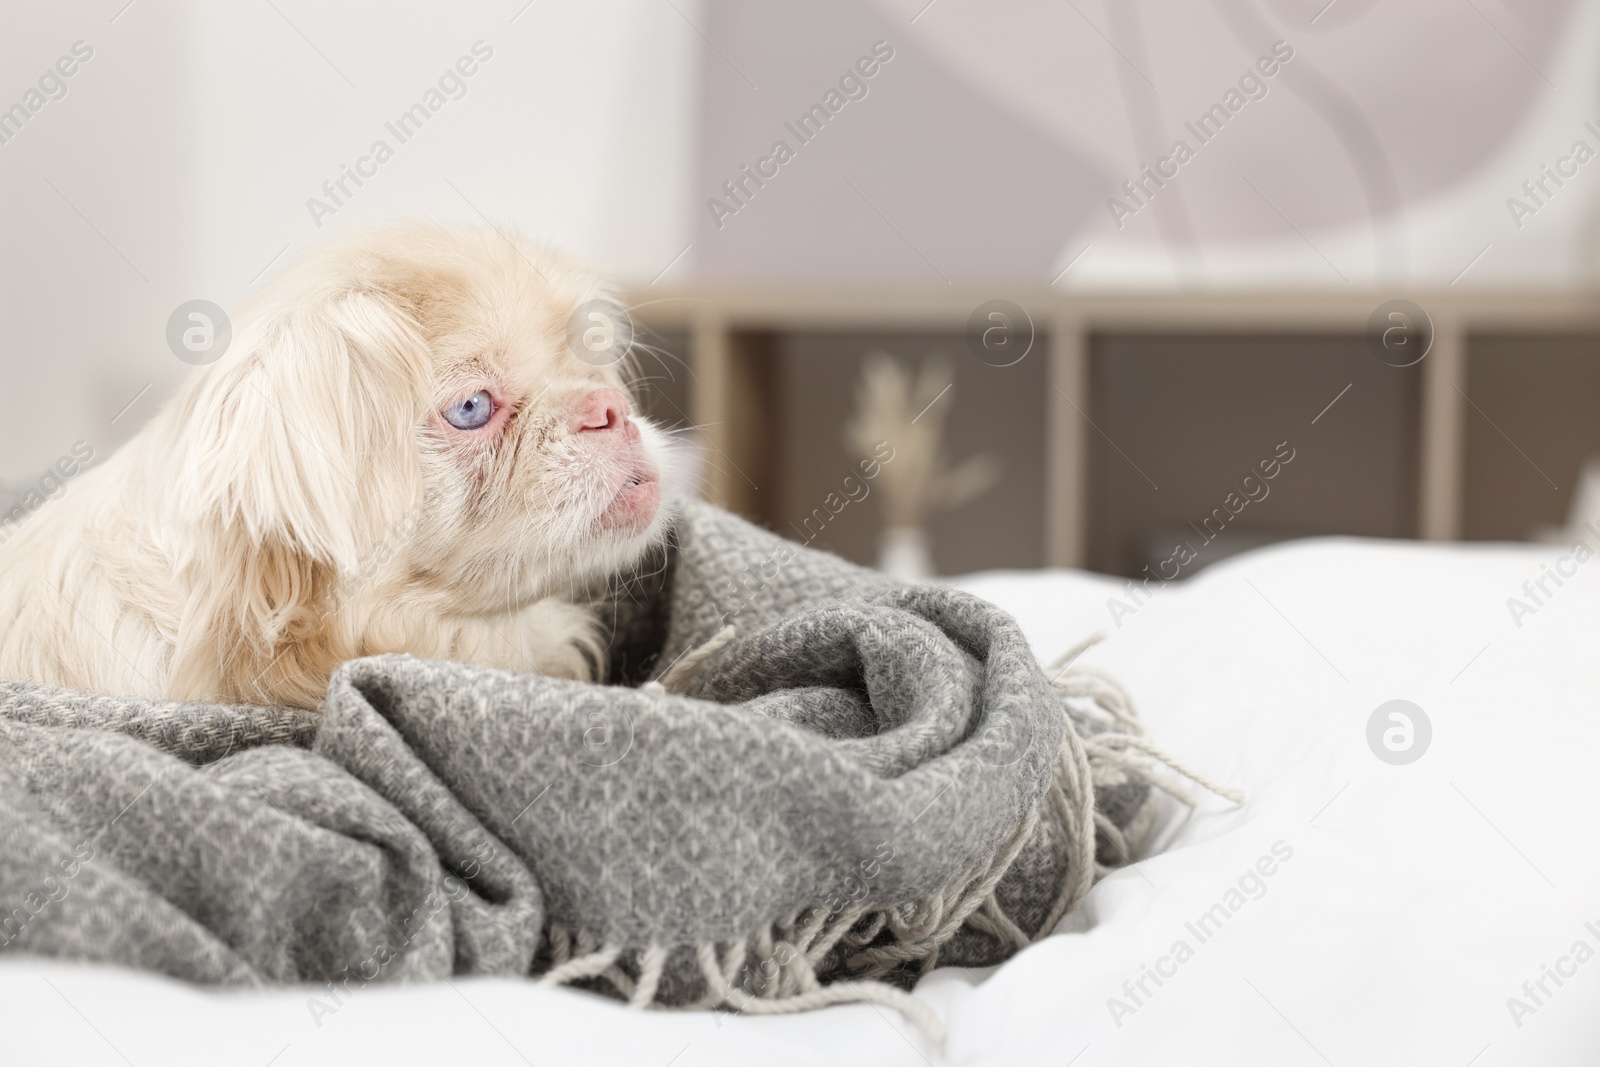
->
{"left": 642, "top": 625, "right": 739, "bottom": 696}
{"left": 535, "top": 629, "right": 1239, "bottom": 1048}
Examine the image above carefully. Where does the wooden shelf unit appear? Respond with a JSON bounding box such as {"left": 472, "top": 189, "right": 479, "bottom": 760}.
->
{"left": 625, "top": 288, "right": 1600, "bottom": 572}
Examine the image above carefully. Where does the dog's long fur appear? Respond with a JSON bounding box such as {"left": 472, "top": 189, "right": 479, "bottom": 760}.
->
{"left": 0, "top": 224, "right": 678, "bottom": 709}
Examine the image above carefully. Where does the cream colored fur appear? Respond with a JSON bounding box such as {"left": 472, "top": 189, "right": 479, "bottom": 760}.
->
{"left": 0, "top": 224, "right": 678, "bottom": 709}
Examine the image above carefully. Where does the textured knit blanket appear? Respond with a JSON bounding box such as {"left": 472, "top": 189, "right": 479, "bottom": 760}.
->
{"left": 0, "top": 501, "right": 1186, "bottom": 1035}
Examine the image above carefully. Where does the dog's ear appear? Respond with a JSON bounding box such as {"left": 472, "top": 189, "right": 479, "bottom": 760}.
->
{"left": 163, "top": 287, "right": 431, "bottom": 706}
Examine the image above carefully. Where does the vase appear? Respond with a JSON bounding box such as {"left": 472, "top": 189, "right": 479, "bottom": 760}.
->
{"left": 878, "top": 525, "right": 933, "bottom": 581}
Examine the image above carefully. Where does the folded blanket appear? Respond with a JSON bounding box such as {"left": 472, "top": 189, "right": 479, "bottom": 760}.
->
{"left": 0, "top": 502, "right": 1196, "bottom": 1037}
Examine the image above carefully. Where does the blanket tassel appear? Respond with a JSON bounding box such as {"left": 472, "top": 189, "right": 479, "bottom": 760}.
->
{"left": 536, "top": 630, "right": 1240, "bottom": 1050}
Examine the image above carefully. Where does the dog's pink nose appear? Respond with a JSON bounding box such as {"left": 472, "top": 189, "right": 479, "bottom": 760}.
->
{"left": 573, "top": 388, "right": 631, "bottom": 433}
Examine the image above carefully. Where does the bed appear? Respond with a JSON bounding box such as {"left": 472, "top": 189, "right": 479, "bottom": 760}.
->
{"left": 5, "top": 534, "right": 1596, "bottom": 1065}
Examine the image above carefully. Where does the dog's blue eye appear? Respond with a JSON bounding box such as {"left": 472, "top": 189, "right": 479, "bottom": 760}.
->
{"left": 444, "top": 390, "right": 495, "bottom": 430}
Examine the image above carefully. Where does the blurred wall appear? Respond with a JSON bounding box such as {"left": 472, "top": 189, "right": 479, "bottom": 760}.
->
{"left": 0, "top": 2, "right": 198, "bottom": 481}
{"left": 7, "top": 0, "right": 1600, "bottom": 489}
{"left": 0, "top": 0, "right": 702, "bottom": 481}
{"left": 692, "top": 0, "right": 1600, "bottom": 287}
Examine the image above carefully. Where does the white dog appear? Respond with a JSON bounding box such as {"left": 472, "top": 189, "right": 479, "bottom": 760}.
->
{"left": 0, "top": 224, "right": 678, "bottom": 709}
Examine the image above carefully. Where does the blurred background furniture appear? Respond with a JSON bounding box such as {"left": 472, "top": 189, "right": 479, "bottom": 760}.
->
{"left": 5, "top": 0, "right": 1600, "bottom": 578}
{"left": 628, "top": 288, "right": 1600, "bottom": 575}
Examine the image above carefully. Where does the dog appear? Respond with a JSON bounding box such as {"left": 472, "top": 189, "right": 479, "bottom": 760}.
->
{"left": 0, "top": 224, "right": 678, "bottom": 709}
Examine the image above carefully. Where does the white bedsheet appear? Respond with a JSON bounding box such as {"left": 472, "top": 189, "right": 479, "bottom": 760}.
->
{"left": 6, "top": 536, "right": 1598, "bottom": 1066}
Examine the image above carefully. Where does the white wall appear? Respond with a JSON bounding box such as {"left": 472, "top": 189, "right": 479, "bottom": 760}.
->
{"left": 0, "top": 0, "right": 700, "bottom": 481}
{"left": 690, "top": 0, "right": 1600, "bottom": 288}
{"left": 7, "top": 0, "right": 1600, "bottom": 482}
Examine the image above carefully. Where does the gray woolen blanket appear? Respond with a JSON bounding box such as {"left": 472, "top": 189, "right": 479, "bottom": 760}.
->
{"left": 0, "top": 501, "right": 1160, "bottom": 1021}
